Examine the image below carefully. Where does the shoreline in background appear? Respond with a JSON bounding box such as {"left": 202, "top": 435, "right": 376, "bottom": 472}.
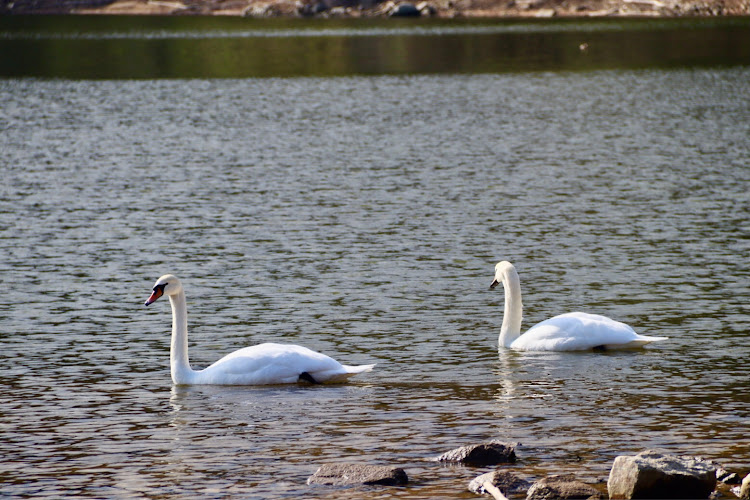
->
{"left": 3, "top": 0, "right": 749, "bottom": 18}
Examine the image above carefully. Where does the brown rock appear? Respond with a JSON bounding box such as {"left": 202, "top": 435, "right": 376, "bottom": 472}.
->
{"left": 307, "top": 463, "right": 408, "bottom": 486}
{"left": 437, "top": 441, "right": 517, "bottom": 466}
{"left": 468, "top": 469, "right": 531, "bottom": 496}
{"left": 526, "top": 474, "right": 604, "bottom": 500}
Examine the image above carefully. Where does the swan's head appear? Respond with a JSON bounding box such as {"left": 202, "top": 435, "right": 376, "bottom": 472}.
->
{"left": 490, "top": 261, "right": 517, "bottom": 290}
{"left": 144, "top": 274, "right": 183, "bottom": 306}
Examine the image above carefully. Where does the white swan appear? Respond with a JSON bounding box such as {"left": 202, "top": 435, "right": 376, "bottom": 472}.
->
{"left": 489, "top": 261, "right": 667, "bottom": 351}
{"left": 144, "top": 274, "right": 375, "bottom": 385}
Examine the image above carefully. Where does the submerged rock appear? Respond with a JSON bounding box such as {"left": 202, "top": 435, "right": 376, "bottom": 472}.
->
{"left": 468, "top": 470, "right": 530, "bottom": 496}
{"left": 437, "top": 441, "right": 517, "bottom": 466}
{"left": 526, "top": 474, "right": 603, "bottom": 500}
{"left": 607, "top": 450, "right": 716, "bottom": 499}
{"left": 307, "top": 463, "right": 408, "bottom": 486}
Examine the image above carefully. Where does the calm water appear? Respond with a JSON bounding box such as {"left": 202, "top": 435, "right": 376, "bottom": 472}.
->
{"left": 1, "top": 16, "right": 750, "bottom": 77}
{"left": 2, "top": 18, "right": 750, "bottom": 499}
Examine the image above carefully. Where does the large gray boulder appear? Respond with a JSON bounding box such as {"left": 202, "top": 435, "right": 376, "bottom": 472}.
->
{"left": 307, "top": 463, "right": 408, "bottom": 486}
{"left": 468, "top": 470, "right": 530, "bottom": 496}
{"left": 437, "top": 441, "right": 517, "bottom": 466}
{"left": 607, "top": 450, "right": 716, "bottom": 499}
{"left": 526, "top": 474, "right": 604, "bottom": 500}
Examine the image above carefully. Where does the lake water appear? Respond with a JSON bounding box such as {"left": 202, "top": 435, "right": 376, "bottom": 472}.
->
{"left": 1, "top": 16, "right": 750, "bottom": 499}
{"left": 2, "top": 16, "right": 750, "bottom": 77}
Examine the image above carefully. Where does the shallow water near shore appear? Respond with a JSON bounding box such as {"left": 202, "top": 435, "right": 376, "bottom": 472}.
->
{"left": 1, "top": 16, "right": 750, "bottom": 77}
{"left": 2, "top": 17, "right": 750, "bottom": 499}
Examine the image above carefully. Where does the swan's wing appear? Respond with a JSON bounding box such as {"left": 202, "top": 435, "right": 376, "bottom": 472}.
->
{"left": 513, "top": 312, "right": 666, "bottom": 351}
{"left": 198, "top": 343, "right": 372, "bottom": 385}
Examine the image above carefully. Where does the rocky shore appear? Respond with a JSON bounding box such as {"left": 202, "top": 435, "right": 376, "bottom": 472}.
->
{"left": 307, "top": 442, "right": 749, "bottom": 499}
{"left": 2, "top": 0, "right": 749, "bottom": 18}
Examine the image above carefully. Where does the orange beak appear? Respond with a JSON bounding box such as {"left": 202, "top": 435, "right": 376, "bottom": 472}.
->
{"left": 144, "top": 287, "right": 164, "bottom": 306}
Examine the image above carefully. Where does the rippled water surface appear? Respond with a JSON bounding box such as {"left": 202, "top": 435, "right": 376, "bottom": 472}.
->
{"left": 2, "top": 65, "right": 750, "bottom": 498}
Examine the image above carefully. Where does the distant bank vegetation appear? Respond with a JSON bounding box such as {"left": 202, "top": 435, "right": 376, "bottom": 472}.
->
{"left": 3, "top": 0, "right": 749, "bottom": 17}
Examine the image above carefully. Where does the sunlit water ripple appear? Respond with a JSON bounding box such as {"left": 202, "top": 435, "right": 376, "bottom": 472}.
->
{"left": 1, "top": 67, "right": 749, "bottom": 498}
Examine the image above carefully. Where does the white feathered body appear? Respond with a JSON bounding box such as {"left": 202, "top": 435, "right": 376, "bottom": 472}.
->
{"left": 491, "top": 261, "right": 668, "bottom": 352}
{"left": 510, "top": 312, "right": 666, "bottom": 351}
{"left": 186, "top": 342, "right": 375, "bottom": 385}
{"left": 145, "top": 274, "right": 375, "bottom": 386}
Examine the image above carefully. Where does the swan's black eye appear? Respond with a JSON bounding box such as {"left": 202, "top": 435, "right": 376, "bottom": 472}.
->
{"left": 154, "top": 283, "right": 167, "bottom": 292}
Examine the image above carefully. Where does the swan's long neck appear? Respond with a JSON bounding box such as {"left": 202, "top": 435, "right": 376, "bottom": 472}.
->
{"left": 168, "top": 291, "right": 195, "bottom": 384}
{"left": 500, "top": 268, "right": 524, "bottom": 348}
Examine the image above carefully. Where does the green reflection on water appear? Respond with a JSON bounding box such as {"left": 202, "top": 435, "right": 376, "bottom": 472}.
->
{"left": 1, "top": 16, "right": 749, "bottom": 78}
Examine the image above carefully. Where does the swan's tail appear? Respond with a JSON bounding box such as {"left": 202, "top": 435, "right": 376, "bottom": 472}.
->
{"left": 638, "top": 335, "right": 669, "bottom": 343}
{"left": 317, "top": 364, "right": 376, "bottom": 383}
{"left": 604, "top": 335, "right": 668, "bottom": 350}
{"left": 343, "top": 363, "right": 376, "bottom": 374}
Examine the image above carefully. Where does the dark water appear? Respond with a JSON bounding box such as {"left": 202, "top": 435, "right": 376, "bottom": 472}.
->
{"left": 1, "top": 15, "right": 750, "bottom": 500}
{"left": 1, "top": 16, "right": 749, "bottom": 77}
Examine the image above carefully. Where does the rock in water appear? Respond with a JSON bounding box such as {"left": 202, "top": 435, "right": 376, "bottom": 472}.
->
{"left": 307, "top": 463, "right": 408, "bottom": 486}
{"left": 437, "top": 441, "right": 516, "bottom": 466}
{"left": 607, "top": 450, "right": 716, "bottom": 499}
{"left": 468, "top": 470, "right": 530, "bottom": 496}
{"left": 388, "top": 2, "right": 420, "bottom": 15}
{"left": 740, "top": 474, "right": 750, "bottom": 500}
{"left": 526, "top": 474, "right": 603, "bottom": 499}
